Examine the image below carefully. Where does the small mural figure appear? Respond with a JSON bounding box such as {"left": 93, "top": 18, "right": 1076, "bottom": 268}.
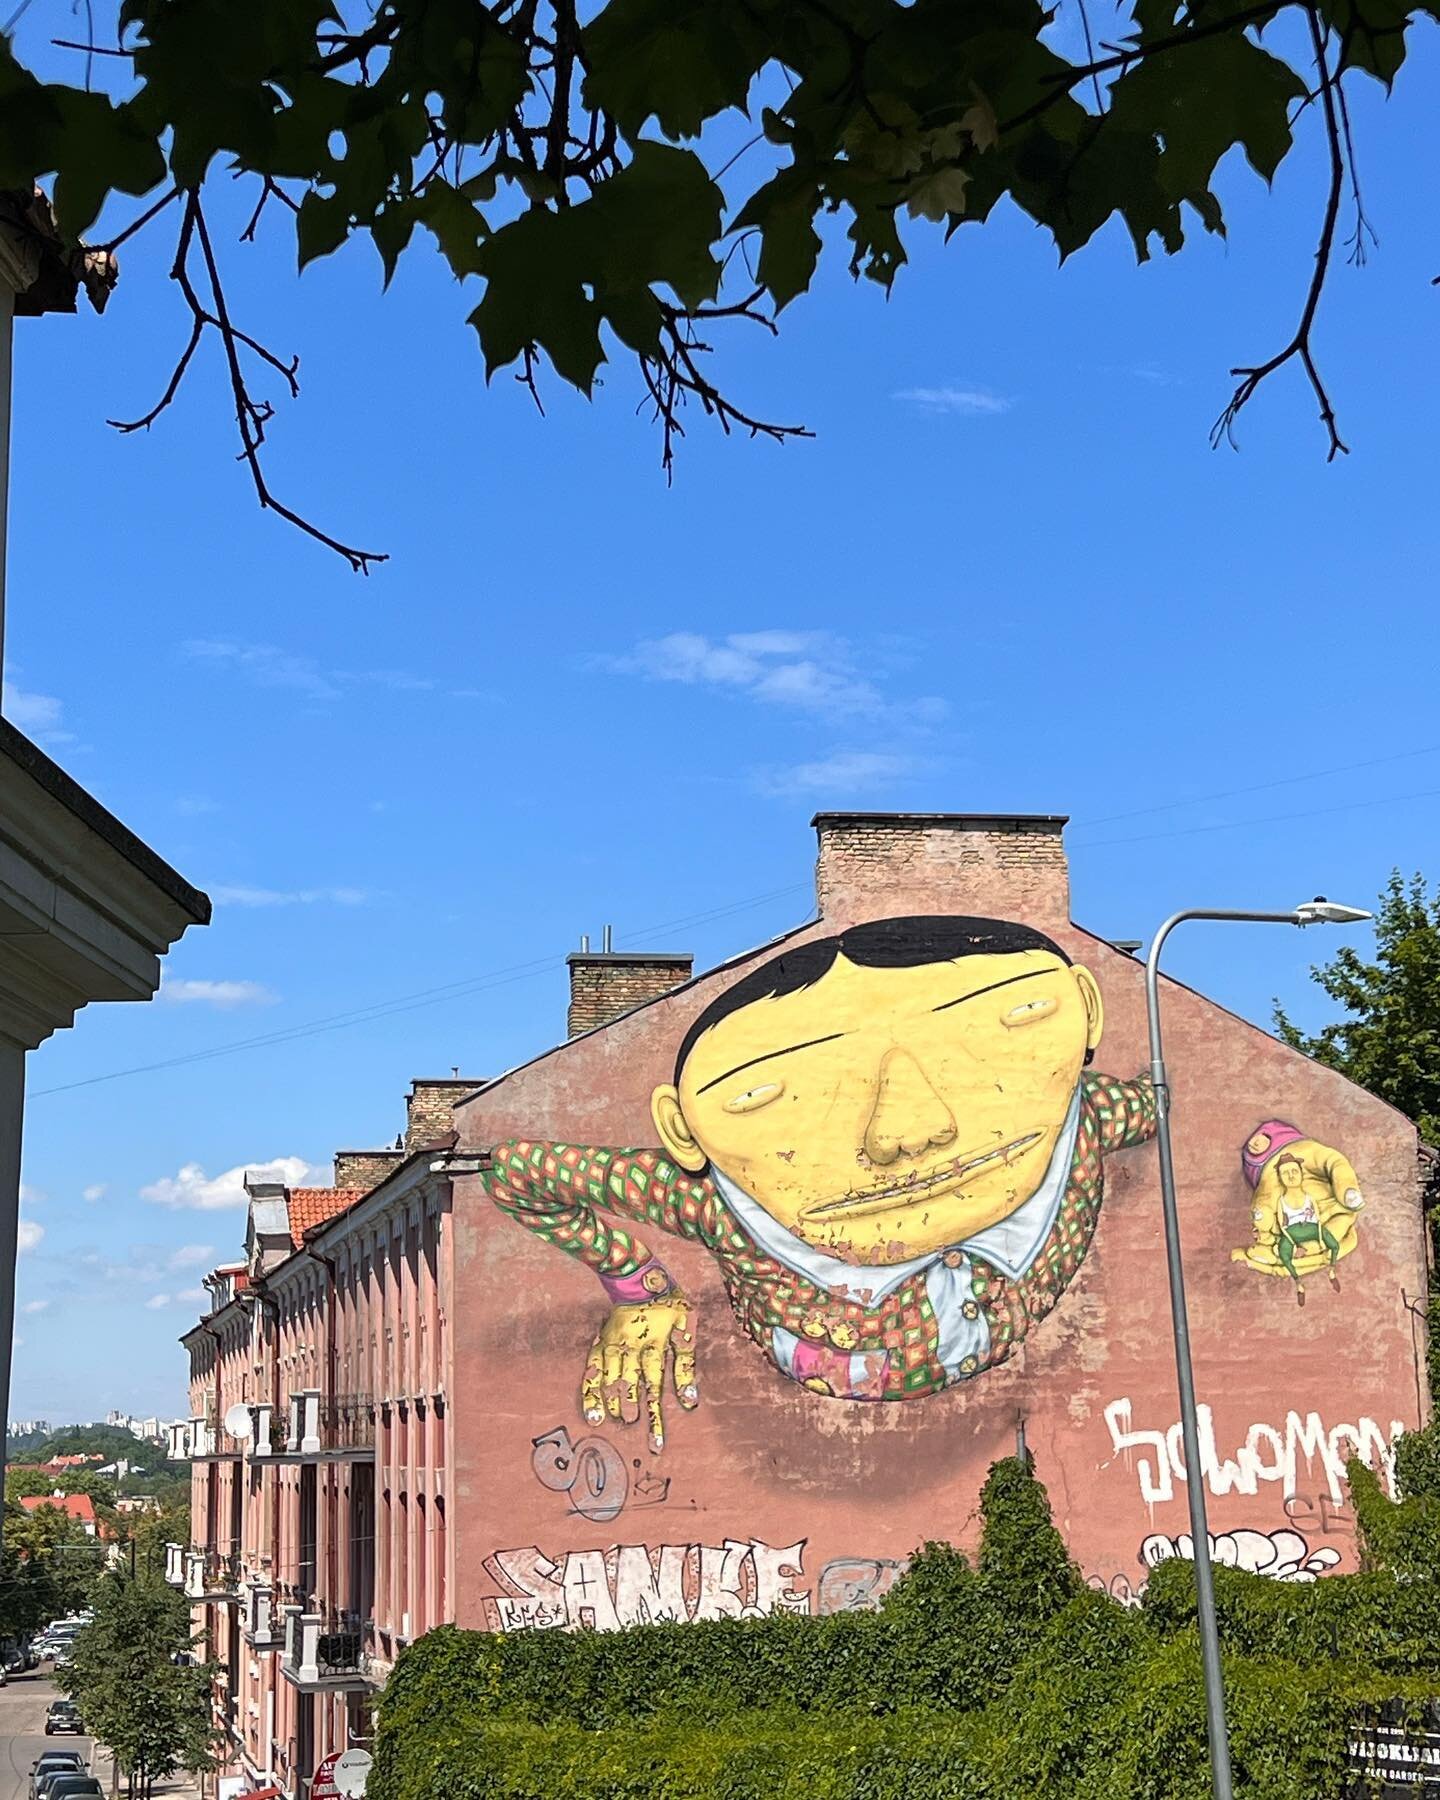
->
{"left": 1230, "top": 1120, "right": 1365, "bottom": 1306}
{"left": 483, "top": 915, "right": 1156, "bottom": 1449}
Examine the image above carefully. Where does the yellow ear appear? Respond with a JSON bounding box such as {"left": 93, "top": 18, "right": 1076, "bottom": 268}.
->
{"left": 651, "top": 1083, "right": 709, "bottom": 1173}
{"left": 1073, "top": 965, "right": 1105, "bottom": 1052}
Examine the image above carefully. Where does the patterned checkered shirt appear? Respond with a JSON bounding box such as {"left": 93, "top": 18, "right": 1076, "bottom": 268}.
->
{"left": 485, "top": 1071, "right": 1156, "bottom": 1401}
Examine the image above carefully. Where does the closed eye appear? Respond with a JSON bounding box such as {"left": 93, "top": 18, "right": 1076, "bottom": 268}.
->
{"left": 1002, "top": 996, "right": 1057, "bottom": 1027}
{"left": 723, "top": 1081, "right": 786, "bottom": 1114}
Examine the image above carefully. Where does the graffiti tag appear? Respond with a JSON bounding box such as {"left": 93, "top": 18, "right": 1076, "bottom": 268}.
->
{"left": 531, "top": 1425, "right": 670, "bottom": 1522}
{"left": 483, "top": 1538, "right": 810, "bottom": 1631}
{"left": 1103, "top": 1398, "right": 1403, "bottom": 1506}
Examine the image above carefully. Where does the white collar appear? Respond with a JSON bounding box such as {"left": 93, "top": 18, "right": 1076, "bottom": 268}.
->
{"left": 709, "top": 1086, "right": 1083, "bottom": 1306}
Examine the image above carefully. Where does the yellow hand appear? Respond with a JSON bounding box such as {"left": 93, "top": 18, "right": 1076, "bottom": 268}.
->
{"left": 580, "top": 1295, "right": 698, "bottom": 1454}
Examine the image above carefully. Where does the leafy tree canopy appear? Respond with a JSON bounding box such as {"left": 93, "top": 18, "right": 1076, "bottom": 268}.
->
{"left": 1, "top": 0, "right": 1430, "bottom": 568}
{"left": 63, "top": 1573, "right": 215, "bottom": 1799}
{"left": 1276, "top": 870, "right": 1440, "bottom": 1146}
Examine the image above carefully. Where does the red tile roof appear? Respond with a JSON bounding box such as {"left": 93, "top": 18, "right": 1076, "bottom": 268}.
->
{"left": 286, "top": 1188, "right": 364, "bottom": 1247}
{"left": 19, "top": 1492, "right": 96, "bottom": 1523}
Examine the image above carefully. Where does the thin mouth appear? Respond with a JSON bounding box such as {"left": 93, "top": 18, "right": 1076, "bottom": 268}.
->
{"left": 799, "top": 1132, "right": 1045, "bottom": 1220}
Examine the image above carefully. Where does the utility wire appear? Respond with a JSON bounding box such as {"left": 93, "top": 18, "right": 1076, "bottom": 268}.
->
{"left": 1070, "top": 740, "right": 1440, "bottom": 833}
{"left": 1074, "top": 784, "right": 1440, "bottom": 850}
{"left": 30, "top": 880, "right": 810, "bottom": 1099}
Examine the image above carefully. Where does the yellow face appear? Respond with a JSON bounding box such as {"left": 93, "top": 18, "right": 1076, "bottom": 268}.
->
{"left": 652, "top": 948, "right": 1103, "bottom": 1263}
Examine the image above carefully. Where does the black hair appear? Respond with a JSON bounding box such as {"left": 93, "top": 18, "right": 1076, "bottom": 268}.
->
{"left": 674, "top": 914, "right": 1071, "bottom": 1082}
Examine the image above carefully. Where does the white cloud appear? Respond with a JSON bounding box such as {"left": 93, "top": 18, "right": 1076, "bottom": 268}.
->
{"left": 160, "top": 978, "right": 279, "bottom": 1008}
{"left": 184, "top": 640, "right": 438, "bottom": 703}
{"left": 144, "top": 1293, "right": 171, "bottom": 1311}
{"left": 183, "top": 639, "right": 338, "bottom": 701}
{"left": 605, "top": 631, "right": 886, "bottom": 718}
{"left": 21, "top": 1299, "right": 49, "bottom": 1315}
{"left": 142, "top": 1155, "right": 319, "bottom": 1211}
{"left": 757, "top": 750, "right": 923, "bottom": 797}
{"left": 211, "top": 885, "right": 368, "bottom": 909}
{"left": 893, "top": 386, "right": 1013, "bottom": 416}
{"left": 166, "top": 1244, "right": 216, "bottom": 1272}
{"left": 175, "top": 1285, "right": 206, "bottom": 1305}
{"left": 11, "top": 1333, "right": 21, "bottom": 1348}
{"left": 2, "top": 671, "right": 77, "bottom": 748}
{"left": 18, "top": 1182, "right": 45, "bottom": 1206}
{"left": 17, "top": 1219, "right": 44, "bottom": 1252}
{"left": 82, "top": 1184, "right": 107, "bottom": 1203}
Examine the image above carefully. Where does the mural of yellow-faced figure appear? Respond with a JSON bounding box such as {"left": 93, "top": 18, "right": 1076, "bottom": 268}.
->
{"left": 485, "top": 916, "right": 1157, "bottom": 1447}
{"left": 1230, "top": 1120, "right": 1365, "bottom": 1306}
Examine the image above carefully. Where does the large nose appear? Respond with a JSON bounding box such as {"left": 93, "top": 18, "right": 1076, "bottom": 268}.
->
{"left": 863, "top": 1048, "right": 958, "bottom": 1166}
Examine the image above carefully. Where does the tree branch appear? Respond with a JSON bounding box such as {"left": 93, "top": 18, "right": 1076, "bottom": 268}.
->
{"left": 1211, "top": 6, "right": 1350, "bottom": 460}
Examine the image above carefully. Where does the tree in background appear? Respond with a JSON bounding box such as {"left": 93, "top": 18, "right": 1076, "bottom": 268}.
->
{"left": 63, "top": 1575, "right": 215, "bottom": 1800}
{"left": 1, "top": 0, "right": 1434, "bottom": 568}
{"left": 129, "top": 1498, "right": 191, "bottom": 1583}
{"left": 0, "top": 1498, "right": 105, "bottom": 1642}
{"left": 1276, "top": 871, "right": 1440, "bottom": 1145}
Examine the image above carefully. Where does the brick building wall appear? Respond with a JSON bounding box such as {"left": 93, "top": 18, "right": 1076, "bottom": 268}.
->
{"left": 333, "top": 1149, "right": 403, "bottom": 1191}
{"left": 404, "top": 1078, "right": 477, "bottom": 1152}
{"left": 566, "top": 952, "right": 695, "bottom": 1037}
{"left": 813, "top": 810, "right": 1070, "bottom": 925}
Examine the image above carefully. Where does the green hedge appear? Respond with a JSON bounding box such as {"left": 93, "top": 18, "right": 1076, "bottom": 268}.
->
{"left": 372, "top": 1448, "right": 1440, "bottom": 1800}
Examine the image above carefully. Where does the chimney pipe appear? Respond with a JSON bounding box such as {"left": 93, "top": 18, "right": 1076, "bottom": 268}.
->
{"left": 602, "top": 924, "right": 613, "bottom": 952}
{"left": 579, "top": 933, "right": 590, "bottom": 952}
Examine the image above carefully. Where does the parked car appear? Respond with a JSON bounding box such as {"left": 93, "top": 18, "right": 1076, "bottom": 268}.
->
{"left": 29, "top": 1756, "right": 82, "bottom": 1800}
{"left": 40, "top": 1780, "right": 102, "bottom": 1800}
{"left": 35, "top": 1774, "right": 96, "bottom": 1800}
{"left": 45, "top": 1700, "right": 83, "bottom": 1735}
{"left": 37, "top": 1776, "right": 100, "bottom": 1800}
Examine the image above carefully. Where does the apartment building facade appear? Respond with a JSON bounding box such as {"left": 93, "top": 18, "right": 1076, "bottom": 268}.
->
{"left": 173, "top": 813, "right": 1433, "bottom": 1797}
{"left": 169, "top": 1085, "right": 464, "bottom": 1798}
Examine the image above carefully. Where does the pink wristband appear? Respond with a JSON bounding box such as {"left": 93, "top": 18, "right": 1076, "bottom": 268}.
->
{"left": 600, "top": 1259, "right": 675, "bottom": 1304}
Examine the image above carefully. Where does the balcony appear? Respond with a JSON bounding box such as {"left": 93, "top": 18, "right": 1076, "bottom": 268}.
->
{"left": 184, "top": 1547, "right": 239, "bottom": 1603}
{"left": 241, "top": 1579, "right": 279, "bottom": 1650}
{"left": 280, "top": 1603, "right": 372, "bottom": 1692}
{"left": 278, "top": 1389, "right": 375, "bottom": 1460}
{"left": 174, "top": 1413, "right": 244, "bottom": 1460}
{"left": 241, "top": 1399, "right": 279, "bottom": 1458}
{"left": 164, "top": 1541, "right": 186, "bottom": 1587}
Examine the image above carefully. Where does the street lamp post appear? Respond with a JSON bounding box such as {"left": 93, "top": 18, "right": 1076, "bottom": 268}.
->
{"left": 1142, "top": 897, "right": 1372, "bottom": 1800}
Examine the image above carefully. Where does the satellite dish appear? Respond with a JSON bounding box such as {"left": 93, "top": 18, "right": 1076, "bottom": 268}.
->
{"left": 334, "top": 1749, "right": 372, "bottom": 1797}
{"left": 223, "top": 1404, "right": 253, "bottom": 1439}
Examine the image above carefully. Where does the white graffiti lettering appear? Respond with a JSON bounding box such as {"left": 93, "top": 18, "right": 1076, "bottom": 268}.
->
{"left": 1103, "top": 1397, "right": 1404, "bottom": 1506}
{"left": 483, "top": 1538, "right": 811, "bottom": 1631}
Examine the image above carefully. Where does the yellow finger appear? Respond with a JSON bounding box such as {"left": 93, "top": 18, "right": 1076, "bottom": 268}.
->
{"left": 603, "top": 1343, "right": 625, "bottom": 1418}
{"left": 618, "top": 1349, "right": 642, "bottom": 1425}
{"left": 580, "top": 1333, "right": 605, "bottom": 1427}
{"left": 639, "top": 1343, "right": 666, "bottom": 1453}
{"left": 672, "top": 1318, "right": 699, "bottom": 1409}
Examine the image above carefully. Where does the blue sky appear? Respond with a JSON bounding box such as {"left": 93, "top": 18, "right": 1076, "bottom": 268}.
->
{"left": 6, "top": 14, "right": 1440, "bottom": 1422}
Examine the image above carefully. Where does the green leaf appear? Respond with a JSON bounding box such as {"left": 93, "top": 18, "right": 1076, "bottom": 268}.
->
{"left": 296, "top": 188, "right": 350, "bottom": 268}
{"left": 583, "top": 0, "right": 773, "bottom": 137}
{"left": 471, "top": 207, "right": 603, "bottom": 391}
{"left": 733, "top": 168, "right": 823, "bottom": 308}
{"left": 48, "top": 93, "right": 166, "bottom": 236}
{"left": 1109, "top": 32, "right": 1307, "bottom": 207}
{"left": 416, "top": 178, "right": 488, "bottom": 280}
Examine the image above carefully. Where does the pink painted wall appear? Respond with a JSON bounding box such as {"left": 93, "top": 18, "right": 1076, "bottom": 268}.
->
{"left": 450, "top": 902, "right": 1428, "bottom": 1628}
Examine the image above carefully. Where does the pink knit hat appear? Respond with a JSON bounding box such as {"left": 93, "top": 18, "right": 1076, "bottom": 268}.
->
{"left": 1241, "top": 1120, "right": 1305, "bottom": 1189}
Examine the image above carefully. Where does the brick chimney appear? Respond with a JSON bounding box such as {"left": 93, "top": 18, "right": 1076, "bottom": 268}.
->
{"left": 404, "top": 1078, "right": 479, "bottom": 1153}
{"left": 566, "top": 947, "right": 694, "bottom": 1038}
{"left": 332, "top": 1149, "right": 404, "bottom": 1192}
{"left": 812, "top": 812, "right": 1070, "bottom": 927}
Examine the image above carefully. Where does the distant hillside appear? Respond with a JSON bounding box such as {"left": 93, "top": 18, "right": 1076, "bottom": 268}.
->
{"left": 6, "top": 1422, "right": 187, "bottom": 1483}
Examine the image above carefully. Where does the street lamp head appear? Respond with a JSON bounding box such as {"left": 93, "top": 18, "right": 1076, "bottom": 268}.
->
{"left": 1294, "top": 897, "right": 1373, "bottom": 927}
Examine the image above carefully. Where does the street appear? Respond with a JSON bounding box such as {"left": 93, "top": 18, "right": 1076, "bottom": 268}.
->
{"left": 0, "top": 1672, "right": 95, "bottom": 1800}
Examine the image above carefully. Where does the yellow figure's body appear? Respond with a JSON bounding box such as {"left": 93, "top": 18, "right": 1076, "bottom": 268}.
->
{"left": 1231, "top": 1126, "right": 1364, "bottom": 1302}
